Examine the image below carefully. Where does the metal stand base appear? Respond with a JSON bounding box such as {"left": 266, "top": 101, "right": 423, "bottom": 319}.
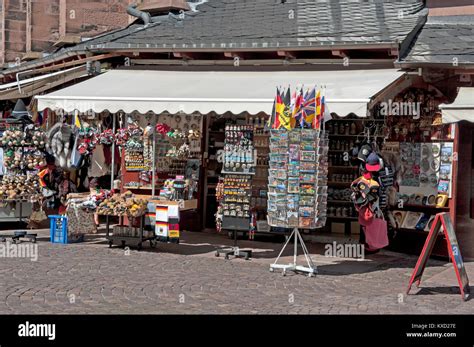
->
{"left": 215, "top": 247, "right": 252, "bottom": 260}
{"left": 216, "top": 228, "right": 252, "bottom": 261}
{"left": 0, "top": 231, "right": 37, "bottom": 244}
{"left": 270, "top": 228, "right": 317, "bottom": 277}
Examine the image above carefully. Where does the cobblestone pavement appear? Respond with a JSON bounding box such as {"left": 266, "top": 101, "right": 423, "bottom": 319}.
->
{"left": 0, "top": 230, "right": 472, "bottom": 314}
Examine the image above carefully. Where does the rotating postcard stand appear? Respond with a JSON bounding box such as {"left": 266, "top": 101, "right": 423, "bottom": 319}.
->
{"left": 267, "top": 125, "right": 329, "bottom": 277}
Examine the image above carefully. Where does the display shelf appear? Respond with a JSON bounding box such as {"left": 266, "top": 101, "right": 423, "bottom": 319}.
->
{"left": 389, "top": 205, "right": 450, "bottom": 212}
{"left": 327, "top": 216, "right": 358, "bottom": 220}
{"left": 328, "top": 181, "right": 352, "bottom": 186}
{"left": 221, "top": 171, "right": 256, "bottom": 176}
{"left": 328, "top": 166, "right": 358, "bottom": 169}
{"left": 328, "top": 134, "right": 385, "bottom": 138}
{"left": 327, "top": 200, "right": 352, "bottom": 204}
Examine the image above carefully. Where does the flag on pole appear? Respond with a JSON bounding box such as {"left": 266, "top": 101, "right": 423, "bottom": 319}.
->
{"left": 279, "top": 87, "right": 292, "bottom": 130}
{"left": 302, "top": 87, "right": 316, "bottom": 127}
{"left": 274, "top": 88, "right": 284, "bottom": 129}
{"left": 291, "top": 88, "right": 303, "bottom": 129}
{"left": 268, "top": 87, "right": 278, "bottom": 129}
{"left": 313, "top": 90, "right": 322, "bottom": 129}
{"left": 74, "top": 112, "right": 82, "bottom": 129}
{"left": 320, "top": 88, "right": 326, "bottom": 129}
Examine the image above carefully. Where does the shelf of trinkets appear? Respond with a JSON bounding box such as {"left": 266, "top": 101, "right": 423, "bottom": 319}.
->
{"left": 223, "top": 124, "right": 256, "bottom": 174}
{"left": 221, "top": 175, "right": 252, "bottom": 219}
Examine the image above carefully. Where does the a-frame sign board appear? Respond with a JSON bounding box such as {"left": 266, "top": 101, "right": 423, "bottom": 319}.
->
{"left": 407, "top": 213, "right": 470, "bottom": 301}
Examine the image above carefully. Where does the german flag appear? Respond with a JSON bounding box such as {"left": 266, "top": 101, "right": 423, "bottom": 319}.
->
{"left": 313, "top": 90, "right": 322, "bottom": 129}
{"left": 274, "top": 89, "right": 285, "bottom": 129}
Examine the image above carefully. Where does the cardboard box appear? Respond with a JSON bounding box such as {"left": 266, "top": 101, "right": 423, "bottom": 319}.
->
{"left": 150, "top": 199, "right": 198, "bottom": 211}
{"left": 169, "top": 229, "right": 180, "bottom": 239}
{"left": 168, "top": 224, "right": 179, "bottom": 230}
{"left": 331, "top": 223, "right": 346, "bottom": 234}
{"left": 155, "top": 222, "right": 169, "bottom": 238}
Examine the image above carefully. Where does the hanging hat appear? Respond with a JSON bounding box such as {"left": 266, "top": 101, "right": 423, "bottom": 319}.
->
{"left": 366, "top": 152, "right": 382, "bottom": 172}
{"left": 10, "top": 99, "right": 33, "bottom": 124}
{"left": 357, "top": 144, "right": 373, "bottom": 162}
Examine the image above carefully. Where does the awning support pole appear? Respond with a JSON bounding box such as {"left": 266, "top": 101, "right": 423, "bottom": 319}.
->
{"left": 111, "top": 112, "right": 116, "bottom": 190}
{"left": 152, "top": 115, "right": 157, "bottom": 198}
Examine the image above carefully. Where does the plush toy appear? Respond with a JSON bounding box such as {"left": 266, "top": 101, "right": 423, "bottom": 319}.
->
{"left": 46, "top": 123, "right": 74, "bottom": 169}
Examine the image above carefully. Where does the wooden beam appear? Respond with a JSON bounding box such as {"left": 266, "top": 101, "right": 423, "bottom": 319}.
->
{"left": 130, "top": 58, "right": 395, "bottom": 67}
{"left": 454, "top": 69, "right": 474, "bottom": 75}
{"left": 21, "top": 53, "right": 120, "bottom": 76}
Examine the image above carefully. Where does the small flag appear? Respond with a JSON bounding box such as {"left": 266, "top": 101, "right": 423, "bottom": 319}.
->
{"left": 268, "top": 88, "right": 277, "bottom": 129}
{"left": 313, "top": 90, "right": 322, "bottom": 129}
{"left": 74, "top": 112, "right": 82, "bottom": 129}
{"left": 302, "top": 87, "right": 316, "bottom": 127}
{"left": 275, "top": 89, "right": 285, "bottom": 129}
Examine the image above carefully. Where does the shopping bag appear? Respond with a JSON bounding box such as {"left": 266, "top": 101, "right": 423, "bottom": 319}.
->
{"left": 364, "top": 217, "right": 388, "bottom": 250}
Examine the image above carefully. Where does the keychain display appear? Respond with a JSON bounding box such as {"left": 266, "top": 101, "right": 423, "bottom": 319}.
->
{"left": 220, "top": 175, "right": 252, "bottom": 219}
{"left": 223, "top": 125, "right": 256, "bottom": 174}
{"left": 124, "top": 137, "right": 145, "bottom": 171}
{"left": 218, "top": 124, "right": 256, "bottom": 229}
{"left": 267, "top": 128, "right": 329, "bottom": 229}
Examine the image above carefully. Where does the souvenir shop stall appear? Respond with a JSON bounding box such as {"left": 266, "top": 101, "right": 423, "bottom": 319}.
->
{"left": 327, "top": 84, "right": 458, "bottom": 257}
{"left": 379, "top": 87, "right": 457, "bottom": 257}
{"left": 52, "top": 110, "right": 203, "bottom": 248}
{"left": 0, "top": 100, "right": 45, "bottom": 231}
{"left": 106, "top": 111, "right": 202, "bottom": 248}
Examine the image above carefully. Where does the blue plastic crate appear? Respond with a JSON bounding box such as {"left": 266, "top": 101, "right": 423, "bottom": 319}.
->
{"left": 49, "top": 215, "right": 68, "bottom": 244}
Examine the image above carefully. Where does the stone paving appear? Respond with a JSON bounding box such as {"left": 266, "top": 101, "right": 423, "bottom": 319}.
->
{"left": 0, "top": 230, "right": 472, "bottom": 314}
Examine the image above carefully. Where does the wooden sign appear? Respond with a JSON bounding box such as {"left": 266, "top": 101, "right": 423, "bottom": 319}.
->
{"left": 407, "top": 213, "right": 470, "bottom": 301}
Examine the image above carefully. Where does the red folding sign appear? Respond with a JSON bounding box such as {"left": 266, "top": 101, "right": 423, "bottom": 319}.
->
{"left": 407, "top": 213, "right": 470, "bottom": 301}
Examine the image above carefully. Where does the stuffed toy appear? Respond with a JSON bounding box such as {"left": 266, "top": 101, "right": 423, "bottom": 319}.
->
{"left": 46, "top": 123, "right": 74, "bottom": 169}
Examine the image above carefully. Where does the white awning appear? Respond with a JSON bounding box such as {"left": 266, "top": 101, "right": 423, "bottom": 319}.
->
{"left": 439, "top": 87, "right": 474, "bottom": 123}
{"left": 36, "top": 68, "right": 405, "bottom": 117}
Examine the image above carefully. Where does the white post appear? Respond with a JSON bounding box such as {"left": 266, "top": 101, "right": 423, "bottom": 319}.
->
{"left": 152, "top": 114, "right": 157, "bottom": 198}
{"left": 110, "top": 112, "right": 116, "bottom": 189}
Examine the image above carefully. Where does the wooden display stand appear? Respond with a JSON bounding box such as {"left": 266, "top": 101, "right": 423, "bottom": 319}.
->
{"left": 104, "top": 214, "right": 152, "bottom": 250}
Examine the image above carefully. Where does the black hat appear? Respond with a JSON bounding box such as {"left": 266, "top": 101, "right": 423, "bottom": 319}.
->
{"left": 10, "top": 99, "right": 33, "bottom": 124}
{"left": 357, "top": 144, "right": 373, "bottom": 162}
